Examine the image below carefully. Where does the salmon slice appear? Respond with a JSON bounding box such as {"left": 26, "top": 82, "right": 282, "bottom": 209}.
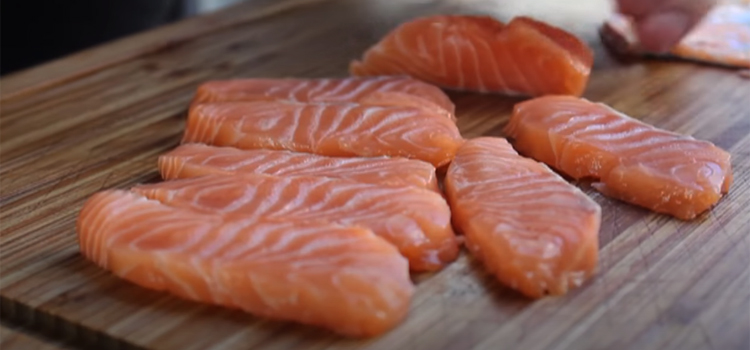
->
{"left": 182, "top": 101, "right": 464, "bottom": 168}
{"left": 444, "top": 137, "right": 601, "bottom": 298}
{"left": 601, "top": 4, "right": 750, "bottom": 68}
{"left": 350, "top": 15, "right": 594, "bottom": 96}
{"left": 159, "top": 144, "right": 439, "bottom": 192}
{"left": 192, "top": 76, "right": 456, "bottom": 120}
{"left": 505, "top": 96, "right": 733, "bottom": 220}
{"left": 76, "top": 190, "right": 414, "bottom": 337}
{"left": 131, "top": 173, "right": 460, "bottom": 272}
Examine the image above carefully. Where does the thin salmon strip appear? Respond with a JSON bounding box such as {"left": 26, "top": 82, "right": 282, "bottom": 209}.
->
{"left": 505, "top": 96, "right": 733, "bottom": 220}
{"left": 601, "top": 4, "right": 750, "bottom": 68}
{"left": 159, "top": 144, "right": 439, "bottom": 192}
{"left": 350, "top": 15, "right": 594, "bottom": 96}
{"left": 76, "top": 190, "right": 414, "bottom": 337}
{"left": 131, "top": 173, "right": 460, "bottom": 271}
{"left": 182, "top": 101, "right": 464, "bottom": 168}
{"left": 192, "top": 76, "right": 456, "bottom": 120}
{"left": 444, "top": 137, "right": 601, "bottom": 298}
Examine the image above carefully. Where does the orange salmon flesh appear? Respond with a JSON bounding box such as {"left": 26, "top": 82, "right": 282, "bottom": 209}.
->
{"left": 505, "top": 95, "right": 733, "bottom": 220}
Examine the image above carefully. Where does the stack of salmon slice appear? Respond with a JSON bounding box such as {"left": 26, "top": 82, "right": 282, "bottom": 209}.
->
{"left": 78, "top": 76, "right": 465, "bottom": 337}
{"left": 77, "top": 14, "right": 734, "bottom": 338}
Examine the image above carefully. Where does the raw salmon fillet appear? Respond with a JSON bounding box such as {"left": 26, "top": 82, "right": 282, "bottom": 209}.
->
{"left": 131, "top": 173, "right": 460, "bottom": 271}
{"left": 601, "top": 4, "right": 750, "bottom": 68}
{"left": 444, "top": 137, "right": 601, "bottom": 298}
{"left": 182, "top": 101, "right": 464, "bottom": 168}
{"left": 505, "top": 96, "right": 733, "bottom": 220}
{"left": 77, "top": 190, "right": 414, "bottom": 337}
{"left": 350, "top": 15, "right": 594, "bottom": 96}
{"left": 192, "top": 76, "right": 456, "bottom": 119}
{"left": 159, "top": 144, "right": 439, "bottom": 192}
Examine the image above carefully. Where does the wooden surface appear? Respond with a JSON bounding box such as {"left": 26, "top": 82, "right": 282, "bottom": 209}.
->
{"left": 1, "top": 325, "right": 67, "bottom": 350}
{"left": 1, "top": 0, "right": 749, "bottom": 349}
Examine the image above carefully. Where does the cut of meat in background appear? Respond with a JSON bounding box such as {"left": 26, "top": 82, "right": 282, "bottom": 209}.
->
{"left": 601, "top": 3, "right": 750, "bottom": 69}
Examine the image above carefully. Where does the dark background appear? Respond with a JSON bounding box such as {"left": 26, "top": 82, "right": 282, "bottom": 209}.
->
{"left": 1, "top": 0, "right": 245, "bottom": 76}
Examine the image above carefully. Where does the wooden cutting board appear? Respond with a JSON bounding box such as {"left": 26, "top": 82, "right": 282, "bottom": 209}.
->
{"left": 1, "top": 0, "right": 749, "bottom": 349}
{"left": 0, "top": 325, "right": 65, "bottom": 350}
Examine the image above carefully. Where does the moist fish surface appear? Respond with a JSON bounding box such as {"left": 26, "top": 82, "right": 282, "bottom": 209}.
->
{"left": 350, "top": 15, "right": 594, "bottom": 96}
{"left": 192, "top": 76, "right": 456, "bottom": 120}
{"left": 505, "top": 95, "right": 733, "bottom": 220}
{"left": 159, "top": 144, "right": 440, "bottom": 192}
{"left": 132, "top": 173, "right": 460, "bottom": 272}
{"left": 182, "top": 101, "right": 465, "bottom": 168}
{"left": 76, "top": 190, "right": 414, "bottom": 337}
{"left": 444, "top": 137, "right": 601, "bottom": 298}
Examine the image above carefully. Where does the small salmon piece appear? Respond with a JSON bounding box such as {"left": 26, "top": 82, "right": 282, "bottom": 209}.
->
{"left": 159, "top": 144, "right": 440, "bottom": 192}
{"left": 350, "top": 15, "right": 594, "bottom": 97}
{"left": 76, "top": 190, "right": 414, "bottom": 337}
{"left": 444, "top": 137, "right": 601, "bottom": 298}
{"left": 131, "top": 173, "right": 460, "bottom": 272}
{"left": 505, "top": 96, "right": 733, "bottom": 220}
{"left": 601, "top": 4, "right": 750, "bottom": 68}
{"left": 192, "top": 76, "right": 456, "bottom": 120}
{"left": 182, "top": 101, "right": 465, "bottom": 168}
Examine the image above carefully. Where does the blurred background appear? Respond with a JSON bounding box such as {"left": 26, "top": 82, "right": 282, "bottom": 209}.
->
{"left": 1, "top": 0, "right": 612, "bottom": 76}
{"left": 1, "top": 0, "right": 247, "bottom": 76}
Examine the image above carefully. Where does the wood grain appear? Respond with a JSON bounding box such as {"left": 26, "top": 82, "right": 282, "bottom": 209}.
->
{"left": 0, "top": 0, "right": 331, "bottom": 102}
{"left": 0, "top": 325, "right": 67, "bottom": 350}
{"left": 1, "top": 0, "right": 749, "bottom": 349}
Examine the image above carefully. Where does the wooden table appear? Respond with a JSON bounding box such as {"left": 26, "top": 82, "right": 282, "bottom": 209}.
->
{"left": 1, "top": 0, "right": 749, "bottom": 349}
